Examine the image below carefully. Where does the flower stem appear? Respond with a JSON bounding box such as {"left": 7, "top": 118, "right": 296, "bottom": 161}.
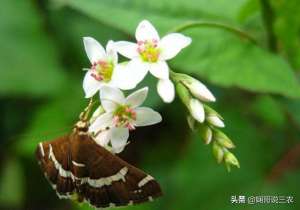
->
{"left": 170, "top": 21, "right": 257, "bottom": 44}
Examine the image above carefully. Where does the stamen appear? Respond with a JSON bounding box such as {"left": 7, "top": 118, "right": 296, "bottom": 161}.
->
{"left": 137, "top": 40, "right": 160, "bottom": 63}
{"left": 90, "top": 59, "right": 114, "bottom": 82}
{"left": 113, "top": 105, "right": 137, "bottom": 128}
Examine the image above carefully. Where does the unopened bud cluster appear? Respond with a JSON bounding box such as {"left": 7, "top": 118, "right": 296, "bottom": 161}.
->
{"left": 171, "top": 71, "right": 239, "bottom": 171}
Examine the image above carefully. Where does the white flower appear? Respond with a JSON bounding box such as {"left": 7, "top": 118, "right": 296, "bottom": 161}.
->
{"left": 114, "top": 20, "right": 191, "bottom": 103}
{"left": 189, "top": 99, "right": 205, "bottom": 123}
{"left": 89, "top": 86, "right": 162, "bottom": 153}
{"left": 83, "top": 37, "right": 138, "bottom": 98}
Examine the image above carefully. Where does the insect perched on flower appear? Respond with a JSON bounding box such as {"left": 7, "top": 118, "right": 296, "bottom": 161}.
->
{"left": 89, "top": 86, "right": 162, "bottom": 153}
{"left": 114, "top": 20, "right": 192, "bottom": 103}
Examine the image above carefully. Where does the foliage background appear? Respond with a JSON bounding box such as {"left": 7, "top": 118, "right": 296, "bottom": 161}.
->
{"left": 0, "top": 0, "right": 299, "bottom": 209}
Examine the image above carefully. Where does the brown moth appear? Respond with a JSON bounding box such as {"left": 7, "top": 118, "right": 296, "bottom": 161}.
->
{"left": 35, "top": 102, "right": 162, "bottom": 209}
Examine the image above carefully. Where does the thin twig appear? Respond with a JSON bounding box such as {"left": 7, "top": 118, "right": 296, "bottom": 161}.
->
{"left": 169, "top": 20, "right": 258, "bottom": 44}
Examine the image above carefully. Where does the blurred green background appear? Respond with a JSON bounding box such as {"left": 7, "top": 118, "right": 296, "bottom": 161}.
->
{"left": 0, "top": 0, "right": 300, "bottom": 209}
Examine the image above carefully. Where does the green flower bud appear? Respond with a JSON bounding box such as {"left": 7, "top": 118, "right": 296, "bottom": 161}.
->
{"left": 212, "top": 141, "right": 224, "bottom": 163}
{"left": 224, "top": 151, "right": 240, "bottom": 172}
{"left": 176, "top": 82, "right": 191, "bottom": 107}
{"left": 187, "top": 115, "right": 195, "bottom": 130}
{"left": 199, "top": 124, "right": 213, "bottom": 144}
{"left": 214, "top": 130, "right": 235, "bottom": 149}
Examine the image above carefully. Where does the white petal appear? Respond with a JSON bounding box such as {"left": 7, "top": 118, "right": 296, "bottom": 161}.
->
{"left": 157, "top": 79, "right": 175, "bottom": 103}
{"left": 125, "top": 87, "right": 148, "bottom": 108}
{"left": 189, "top": 99, "right": 205, "bottom": 123}
{"left": 90, "top": 106, "right": 105, "bottom": 123}
{"left": 100, "top": 86, "right": 125, "bottom": 111}
{"left": 149, "top": 61, "right": 169, "bottom": 79}
{"left": 159, "top": 33, "right": 192, "bottom": 60}
{"left": 135, "top": 20, "right": 160, "bottom": 41}
{"left": 114, "top": 41, "right": 139, "bottom": 59}
{"left": 106, "top": 40, "right": 118, "bottom": 64}
{"left": 207, "top": 116, "right": 225, "bottom": 128}
{"left": 134, "top": 107, "right": 162, "bottom": 126}
{"left": 83, "top": 71, "right": 102, "bottom": 98}
{"left": 94, "top": 129, "right": 111, "bottom": 147}
{"left": 184, "top": 79, "right": 216, "bottom": 102}
{"left": 111, "top": 127, "right": 129, "bottom": 153}
{"left": 83, "top": 37, "right": 106, "bottom": 63}
{"left": 89, "top": 112, "right": 113, "bottom": 133}
{"left": 126, "top": 58, "right": 149, "bottom": 84}
{"left": 110, "top": 64, "right": 139, "bottom": 90}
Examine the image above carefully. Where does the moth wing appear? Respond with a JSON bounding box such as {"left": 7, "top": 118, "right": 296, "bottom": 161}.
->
{"left": 71, "top": 133, "right": 162, "bottom": 208}
{"left": 36, "top": 136, "right": 76, "bottom": 198}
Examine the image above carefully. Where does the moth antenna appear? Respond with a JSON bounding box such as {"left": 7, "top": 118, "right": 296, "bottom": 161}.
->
{"left": 75, "top": 98, "right": 96, "bottom": 133}
{"left": 79, "top": 98, "right": 95, "bottom": 122}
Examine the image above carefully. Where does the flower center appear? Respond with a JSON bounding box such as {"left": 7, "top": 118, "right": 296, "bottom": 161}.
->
{"left": 137, "top": 39, "right": 160, "bottom": 63}
{"left": 113, "top": 105, "right": 137, "bottom": 130}
{"left": 91, "top": 60, "right": 114, "bottom": 82}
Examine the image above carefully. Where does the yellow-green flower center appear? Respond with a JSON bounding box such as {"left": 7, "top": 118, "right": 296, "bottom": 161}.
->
{"left": 138, "top": 40, "right": 160, "bottom": 63}
{"left": 113, "top": 105, "right": 136, "bottom": 129}
{"left": 91, "top": 60, "right": 114, "bottom": 82}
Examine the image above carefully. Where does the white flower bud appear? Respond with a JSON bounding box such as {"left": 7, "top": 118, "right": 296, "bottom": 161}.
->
{"left": 207, "top": 115, "right": 225, "bottom": 128}
{"left": 189, "top": 99, "right": 205, "bottom": 123}
{"left": 182, "top": 77, "right": 216, "bottom": 102}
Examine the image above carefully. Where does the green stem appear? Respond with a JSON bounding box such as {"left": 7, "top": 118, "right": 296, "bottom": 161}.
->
{"left": 170, "top": 21, "right": 257, "bottom": 44}
{"left": 260, "top": 0, "right": 277, "bottom": 52}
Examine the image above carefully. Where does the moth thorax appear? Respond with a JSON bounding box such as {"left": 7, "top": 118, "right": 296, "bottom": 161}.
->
{"left": 74, "top": 121, "right": 89, "bottom": 133}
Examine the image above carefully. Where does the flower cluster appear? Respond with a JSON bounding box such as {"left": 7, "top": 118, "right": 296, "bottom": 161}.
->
{"left": 172, "top": 72, "right": 239, "bottom": 171}
{"left": 81, "top": 20, "right": 239, "bottom": 170}
{"left": 82, "top": 20, "right": 190, "bottom": 153}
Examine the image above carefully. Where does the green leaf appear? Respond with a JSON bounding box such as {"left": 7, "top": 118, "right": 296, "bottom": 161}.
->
{"left": 63, "top": 0, "right": 300, "bottom": 98}
{"left": 251, "top": 95, "right": 286, "bottom": 128}
{"left": 174, "top": 28, "right": 300, "bottom": 98}
{"left": 0, "top": 0, "right": 66, "bottom": 96}
{"left": 272, "top": 0, "right": 300, "bottom": 69}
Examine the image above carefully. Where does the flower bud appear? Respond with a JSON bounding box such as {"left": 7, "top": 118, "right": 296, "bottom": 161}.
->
{"left": 214, "top": 130, "right": 235, "bottom": 149}
{"left": 199, "top": 124, "right": 213, "bottom": 144}
{"left": 207, "top": 115, "right": 225, "bottom": 128}
{"left": 224, "top": 151, "right": 240, "bottom": 172}
{"left": 173, "top": 73, "right": 215, "bottom": 102}
{"left": 189, "top": 99, "right": 205, "bottom": 123}
{"left": 212, "top": 141, "right": 224, "bottom": 163}
{"left": 176, "top": 83, "right": 191, "bottom": 107}
{"left": 187, "top": 115, "right": 195, "bottom": 130}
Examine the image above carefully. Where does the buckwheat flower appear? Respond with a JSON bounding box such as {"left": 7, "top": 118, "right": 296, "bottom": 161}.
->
{"left": 83, "top": 37, "right": 138, "bottom": 98}
{"left": 89, "top": 86, "right": 162, "bottom": 153}
{"left": 114, "top": 20, "right": 191, "bottom": 103}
